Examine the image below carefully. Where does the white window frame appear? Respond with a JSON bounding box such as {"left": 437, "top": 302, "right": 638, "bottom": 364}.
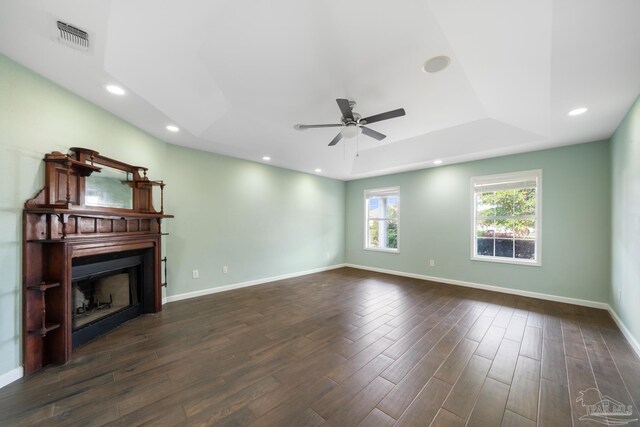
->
{"left": 364, "top": 187, "right": 400, "bottom": 253}
{"left": 470, "top": 170, "right": 542, "bottom": 266}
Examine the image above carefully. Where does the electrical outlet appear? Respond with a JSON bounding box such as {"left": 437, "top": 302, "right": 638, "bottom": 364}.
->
{"left": 429, "top": 259, "right": 435, "bottom": 267}
{"left": 223, "top": 266, "right": 228, "bottom": 274}
{"left": 192, "top": 269, "right": 199, "bottom": 279}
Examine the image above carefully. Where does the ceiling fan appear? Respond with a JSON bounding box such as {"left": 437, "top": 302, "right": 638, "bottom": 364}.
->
{"left": 294, "top": 99, "right": 406, "bottom": 146}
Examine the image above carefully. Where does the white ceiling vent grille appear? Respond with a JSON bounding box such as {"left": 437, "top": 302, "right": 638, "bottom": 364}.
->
{"left": 56, "top": 21, "right": 89, "bottom": 51}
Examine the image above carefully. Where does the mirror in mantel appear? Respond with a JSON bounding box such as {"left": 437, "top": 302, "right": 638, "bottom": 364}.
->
{"left": 85, "top": 164, "right": 133, "bottom": 209}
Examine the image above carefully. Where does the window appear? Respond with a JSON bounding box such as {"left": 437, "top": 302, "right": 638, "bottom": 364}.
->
{"left": 471, "top": 170, "right": 541, "bottom": 265}
{"left": 365, "top": 187, "right": 399, "bottom": 252}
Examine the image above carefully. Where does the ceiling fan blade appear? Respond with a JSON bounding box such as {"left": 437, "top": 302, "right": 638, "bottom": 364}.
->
{"left": 328, "top": 132, "right": 343, "bottom": 146}
{"left": 295, "top": 123, "right": 344, "bottom": 130}
{"left": 336, "top": 99, "right": 354, "bottom": 120}
{"left": 361, "top": 126, "right": 386, "bottom": 141}
{"left": 362, "top": 108, "right": 406, "bottom": 125}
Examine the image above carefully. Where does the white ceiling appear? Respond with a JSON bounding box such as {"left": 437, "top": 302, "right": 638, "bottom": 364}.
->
{"left": 1, "top": 0, "right": 638, "bottom": 180}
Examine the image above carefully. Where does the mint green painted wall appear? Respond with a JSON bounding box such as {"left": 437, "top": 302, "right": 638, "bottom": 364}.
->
{"left": 162, "top": 143, "right": 345, "bottom": 296}
{"left": 0, "top": 54, "right": 345, "bottom": 379}
{"left": 346, "top": 141, "right": 611, "bottom": 303}
{"left": 611, "top": 95, "right": 640, "bottom": 347}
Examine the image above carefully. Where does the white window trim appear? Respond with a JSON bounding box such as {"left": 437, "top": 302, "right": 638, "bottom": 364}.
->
{"left": 470, "top": 169, "right": 542, "bottom": 266}
{"left": 364, "top": 187, "right": 400, "bottom": 253}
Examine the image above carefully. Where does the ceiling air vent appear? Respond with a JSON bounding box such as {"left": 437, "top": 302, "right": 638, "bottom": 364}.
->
{"left": 56, "top": 21, "right": 89, "bottom": 51}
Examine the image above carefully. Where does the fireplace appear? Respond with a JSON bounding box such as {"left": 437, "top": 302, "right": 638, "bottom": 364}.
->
{"left": 71, "top": 250, "right": 154, "bottom": 348}
{"left": 23, "top": 148, "right": 173, "bottom": 374}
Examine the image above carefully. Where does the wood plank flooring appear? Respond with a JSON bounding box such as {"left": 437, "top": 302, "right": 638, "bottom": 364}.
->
{"left": 1, "top": 267, "right": 639, "bottom": 426}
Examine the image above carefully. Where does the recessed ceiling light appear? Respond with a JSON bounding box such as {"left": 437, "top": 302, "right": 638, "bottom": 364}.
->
{"left": 262, "top": 156, "right": 271, "bottom": 161}
{"left": 166, "top": 125, "right": 180, "bottom": 132}
{"left": 568, "top": 107, "right": 588, "bottom": 116}
{"left": 314, "top": 168, "right": 322, "bottom": 173}
{"left": 422, "top": 56, "right": 451, "bottom": 74}
{"left": 433, "top": 159, "right": 443, "bottom": 165}
{"left": 105, "top": 84, "right": 126, "bottom": 95}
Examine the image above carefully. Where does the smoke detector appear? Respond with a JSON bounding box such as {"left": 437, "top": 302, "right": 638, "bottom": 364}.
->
{"left": 55, "top": 20, "right": 90, "bottom": 52}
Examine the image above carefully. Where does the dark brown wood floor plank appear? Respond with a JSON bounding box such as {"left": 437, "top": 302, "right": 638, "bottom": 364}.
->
{"left": 505, "top": 355, "right": 541, "bottom": 421}
{"left": 441, "top": 354, "right": 492, "bottom": 420}
{"left": 249, "top": 377, "right": 337, "bottom": 426}
{"left": 565, "top": 355, "right": 603, "bottom": 427}
{"left": 328, "top": 338, "right": 394, "bottom": 384}
{"left": 475, "top": 325, "right": 507, "bottom": 360}
{"left": 600, "top": 326, "right": 640, "bottom": 410}
{"left": 487, "top": 338, "right": 521, "bottom": 385}
{"left": 466, "top": 377, "right": 510, "bottom": 427}
{"left": 538, "top": 378, "right": 572, "bottom": 427}
{"left": 492, "top": 306, "right": 515, "bottom": 329}
{"left": 377, "top": 354, "right": 445, "bottom": 419}
{"left": 466, "top": 315, "right": 494, "bottom": 342}
{"left": 583, "top": 333, "right": 640, "bottom": 421}
{"left": 503, "top": 315, "right": 527, "bottom": 342}
{"left": 501, "top": 409, "right": 535, "bottom": 427}
{"left": 323, "top": 376, "right": 394, "bottom": 426}
{"left": 520, "top": 325, "right": 543, "bottom": 360}
{"left": 542, "top": 314, "right": 563, "bottom": 342}
{"left": 393, "top": 377, "right": 451, "bottom": 427}
{"left": 541, "top": 338, "right": 567, "bottom": 385}
{"left": 430, "top": 409, "right": 465, "bottom": 427}
{"left": 356, "top": 408, "right": 395, "bottom": 427}
{"left": 433, "top": 338, "right": 478, "bottom": 385}
{"left": 312, "top": 355, "right": 393, "bottom": 420}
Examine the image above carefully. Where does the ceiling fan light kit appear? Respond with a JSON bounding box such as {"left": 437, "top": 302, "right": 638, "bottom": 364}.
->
{"left": 295, "top": 99, "right": 406, "bottom": 146}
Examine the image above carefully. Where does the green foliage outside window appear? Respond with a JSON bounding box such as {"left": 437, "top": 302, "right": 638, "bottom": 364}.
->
{"left": 476, "top": 188, "right": 536, "bottom": 239}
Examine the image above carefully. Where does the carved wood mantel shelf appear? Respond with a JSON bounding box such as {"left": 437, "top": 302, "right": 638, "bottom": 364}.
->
{"left": 23, "top": 147, "right": 173, "bottom": 375}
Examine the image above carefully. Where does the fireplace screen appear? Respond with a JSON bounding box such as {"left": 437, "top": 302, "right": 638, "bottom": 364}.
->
{"left": 73, "top": 268, "right": 138, "bottom": 329}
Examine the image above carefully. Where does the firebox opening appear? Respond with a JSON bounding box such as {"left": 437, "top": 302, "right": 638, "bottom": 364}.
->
{"left": 71, "top": 249, "right": 153, "bottom": 348}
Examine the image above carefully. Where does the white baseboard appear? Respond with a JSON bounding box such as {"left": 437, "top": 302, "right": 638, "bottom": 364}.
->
{"left": 0, "top": 366, "right": 23, "bottom": 389}
{"left": 606, "top": 306, "right": 640, "bottom": 360}
{"left": 163, "top": 263, "right": 347, "bottom": 304}
{"left": 345, "top": 263, "right": 609, "bottom": 310}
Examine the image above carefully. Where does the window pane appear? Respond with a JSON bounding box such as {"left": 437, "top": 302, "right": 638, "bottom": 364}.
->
{"left": 477, "top": 238, "right": 494, "bottom": 256}
{"left": 515, "top": 219, "right": 535, "bottom": 239}
{"left": 495, "top": 220, "right": 514, "bottom": 239}
{"left": 386, "top": 196, "right": 398, "bottom": 219}
{"left": 387, "top": 220, "right": 398, "bottom": 249}
{"left": 513, "top": 188, "right": 536, "bottom": 216}
{"left": 368, "top": 198, "right": 381, "bottom": 219}
{"left": 367, "top": 220, "right": 380, "bottom": 248}
{"left": 515, "top": 240, "right": 535, "bottom": 259}
{"left": 495, "top": 190, "right": 516, "bottom": 217}
{"left": 476, "top": 220, "right": 495, "bottom": 237}
{"left": 476, "top": 192, "right": 495, "bottom": 218}
{"left": 495, "top": 238, "right": 514, "bottom": 258}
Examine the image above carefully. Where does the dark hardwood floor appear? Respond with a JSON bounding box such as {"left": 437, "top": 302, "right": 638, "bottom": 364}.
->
{"left": 1, "top": 268, "right": 639, "bottom": 426}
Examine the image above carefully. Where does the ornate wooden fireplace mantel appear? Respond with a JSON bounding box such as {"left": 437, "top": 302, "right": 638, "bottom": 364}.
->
{"left": 23, "top": 147, "right": 173, "bottom": 375}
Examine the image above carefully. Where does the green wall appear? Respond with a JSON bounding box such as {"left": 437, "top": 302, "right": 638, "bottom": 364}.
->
{"left": 0, "top": 54, "right": 345, "bottom": 379}
{"left": 162, "top": 144, "right": 345, "bottom": 297}
{"left": 611, "top": 95, "right": 640, "bottom": 348}
{"left": 345, "top": 141, "right": 611, "bottom": 303}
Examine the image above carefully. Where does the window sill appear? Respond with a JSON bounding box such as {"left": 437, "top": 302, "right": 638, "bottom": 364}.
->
{"left": 364, "top": 247, "right": 399, "bottom": 254}
{"left": 471, "top": 256, "right": 540, "bottom": 267}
